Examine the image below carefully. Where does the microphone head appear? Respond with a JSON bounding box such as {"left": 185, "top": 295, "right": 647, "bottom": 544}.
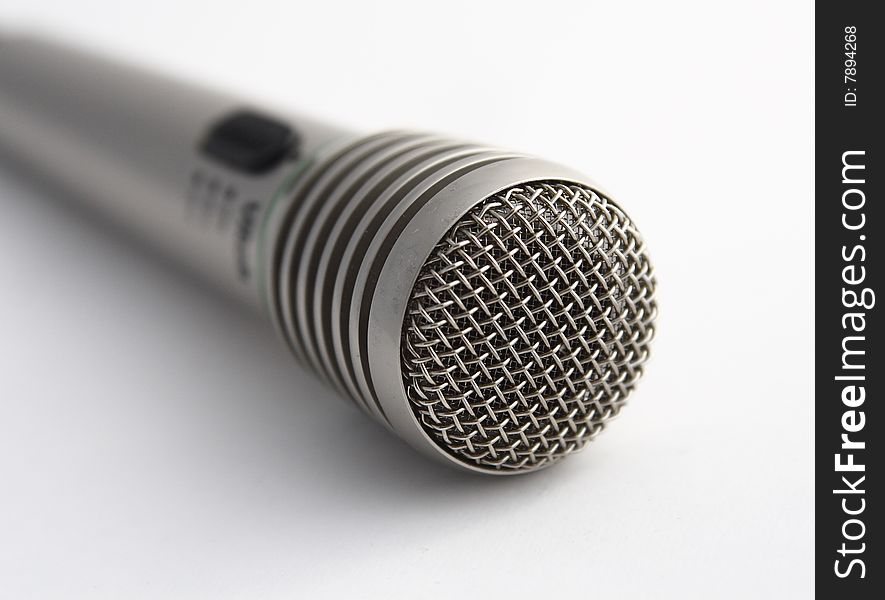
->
{"left": 402, "top": 181, "right": 655, "bottom": 472}
{"left": 265, "top": 133, "right": 656, "bottom": 474}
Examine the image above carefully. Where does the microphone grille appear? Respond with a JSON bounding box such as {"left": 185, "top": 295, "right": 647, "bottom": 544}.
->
{"left": 402, "top": 181, "right": 657, "bottom": 472}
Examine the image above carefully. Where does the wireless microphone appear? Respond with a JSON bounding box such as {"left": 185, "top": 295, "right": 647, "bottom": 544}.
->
{"left": 0, "top": 34, "right": 657, "bottom": 474}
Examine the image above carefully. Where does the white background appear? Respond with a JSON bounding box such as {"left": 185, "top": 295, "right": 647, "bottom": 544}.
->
{"left": 0, "top": 1, "right": 814, "bottom": 598}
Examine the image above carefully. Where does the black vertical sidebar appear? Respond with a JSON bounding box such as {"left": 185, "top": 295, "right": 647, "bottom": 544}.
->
{"left": 816, "top": 2, "right": 881, "bottom": 596}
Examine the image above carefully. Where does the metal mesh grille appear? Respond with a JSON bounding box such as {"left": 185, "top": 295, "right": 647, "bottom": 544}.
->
{"left": 402, "top": 181, "right": 657, "bottom": 472}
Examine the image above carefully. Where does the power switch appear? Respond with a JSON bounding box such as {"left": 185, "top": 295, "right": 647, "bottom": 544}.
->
{"left": 202, "top": 110, "right": 296, "bottom": 174}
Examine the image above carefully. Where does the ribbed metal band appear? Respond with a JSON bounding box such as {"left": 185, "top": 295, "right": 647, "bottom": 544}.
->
{"left": 267, "top": 133, "right": 520, "bottom": 418}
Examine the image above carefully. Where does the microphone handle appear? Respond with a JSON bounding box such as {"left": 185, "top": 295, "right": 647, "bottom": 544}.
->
{"left": 0, "top": 35, "right": 350, "bottom": 312}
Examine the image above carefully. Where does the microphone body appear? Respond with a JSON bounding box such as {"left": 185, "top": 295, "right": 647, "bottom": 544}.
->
{"left": 0, "top": 35, "right": 657, "bottom": 474}
{"left": 0, "top": 36, "right": 348, "bottom": 309}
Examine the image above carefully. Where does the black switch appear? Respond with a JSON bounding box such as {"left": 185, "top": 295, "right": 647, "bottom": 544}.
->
{"left": 202, "top": 110, "right": 297, "bottom": 174}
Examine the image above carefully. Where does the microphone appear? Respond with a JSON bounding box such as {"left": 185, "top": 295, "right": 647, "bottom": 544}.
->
{"left": 0, "top": 34, "right": 657, "bottom": 474}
